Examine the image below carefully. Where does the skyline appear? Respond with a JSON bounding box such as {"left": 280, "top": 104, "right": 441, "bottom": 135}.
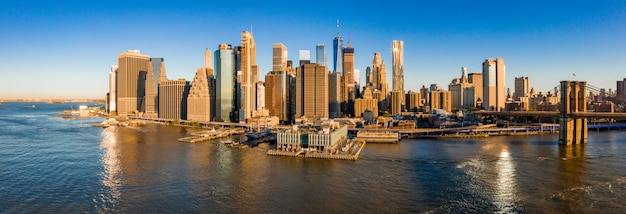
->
{"left": 1, "top": 1, "right": 626, "bottom": 99}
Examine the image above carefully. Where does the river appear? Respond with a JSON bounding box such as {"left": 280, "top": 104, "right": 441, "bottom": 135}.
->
{"left": 1, "top": 102, "right": 625, "bottom": 213}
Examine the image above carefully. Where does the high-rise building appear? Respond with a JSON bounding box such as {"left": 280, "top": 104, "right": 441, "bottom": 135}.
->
{"left": 333, "top": 20, "right": 343, "bottom": 73}
{"left": 295, "top": 63, "right": 329, "bottom": 120}
{"left": 390, "top": 90, "right": 402, "bottom": 115}
{"left": 392, "top": 40, "right": 404, "bottom": 104}
{"left": 204, "top": 48, "right": 212, "bottom": 69}
{"left": 371, "top": 52, "right": 388, "bottom": 101}
{"left": 240, "top": 31, "right": 258, "bottom": 122}
{"left": 145, "top": 57, "right": 165, "bottom": 117}
{"left": 265, "top": 71, "right": 287, "bottom": 121}
{"left": 316, "top": 44, "right": 326, "bottom": 66}
{"left": 354, "top": 69, "right": 360, "bottom": 86}
{"left": 448, "top": 67, "right": 475, "bottom": 109}
{"left": 158, "top": 78, "right": 190, "bottom": 120}
{"left": 354, "top": 86, "right": 378, "bottom": 118}
{"left": 215, "top": 44, "right": 236, "bottom": 122}
{"left": 420, "top": 85, "right": 429, "bottom": 106}
{"left": 405, "top": 90, "right": 420, "bottom": 112}
{"left": 187, "top": 67, "right": 213, "bottom": 121}
{"left": 482, "top": 58, "right": 506, "bottom": 111}
{"left": 342, "top": 46, "right": 355, "bottom": 87}
{"left": 299, "top": 50, "right": 310, "bottom": 66}
{"left": 272, "top": 43, "right": 288, "bottom": 71}
{"left": 117, "top": 50, "right": 151, "bottom": 116}
{"left": 365, "top": 67, "right": 372, "bottom": 86}
{"left": 252, "top": 81, "right": 268, "bottom": 117}
{"left": 468, "top": 72, "right": 482, "bottom": 108}
{"left": 430, "top": 89, "right": 452, "bottom": 112}
{"left": 328, "top": 72, "right": 342, "bottom": 118}
{"left": 514, "top": 76, "right": 530, "bottom": 100}
{"left": 617, "top": 78, "right": 626, "bottom": 100}
{"left": 108, "top": 65, "right": 118, "bottom": 113}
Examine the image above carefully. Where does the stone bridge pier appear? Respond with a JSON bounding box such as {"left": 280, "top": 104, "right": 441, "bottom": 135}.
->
{"left": 559, "top": 81, "right": 587, "bottom": 145}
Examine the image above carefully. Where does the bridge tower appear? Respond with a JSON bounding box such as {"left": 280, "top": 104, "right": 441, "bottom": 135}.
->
{"left": 559, "top": 81, "right": 587, "bottom": 145}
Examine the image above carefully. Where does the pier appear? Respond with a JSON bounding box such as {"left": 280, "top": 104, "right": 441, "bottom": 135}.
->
{"left": 178, "top": 128, "right": 245, "bottom": 143}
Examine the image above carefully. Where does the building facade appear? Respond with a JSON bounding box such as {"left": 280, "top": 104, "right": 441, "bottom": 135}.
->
{"left": 187, "top": 67, "right": 213, "bottom": 121}
{"left": 482, "top": 58, "right": 506, "bottom": 111}
{"left": 295, "top": 64, "right": 329, "bottom": 120}
{"left": 215, "top": 44, "right": 236, "bottom": 122}
{"left": 392, "top": 40, "right": 404, "bottom": 106}
{"left": 117, "top": 50, "right": 151, "bottom": 116}
{"left": 514, "top": 76, "right": 530, "bottom": 100}
{"left": 316, "top": 44, "right": 326, "bottom": 66}
{"left": 272, "top": 43, "right": 288, "bottom": 72}
{"left": 158, "top": 78, "right": 190, "bottom": 120}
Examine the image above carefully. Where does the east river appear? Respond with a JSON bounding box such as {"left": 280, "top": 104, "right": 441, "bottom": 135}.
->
{"left": 1, "top": 102, "right": 625, "bottom": 213}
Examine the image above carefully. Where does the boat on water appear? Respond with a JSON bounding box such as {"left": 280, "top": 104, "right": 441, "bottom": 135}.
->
{"left": 246, "top": 128, "right": 271, "bottom": 140}
{"left": 31, "top": 105, "right": 36, "bottom": 108}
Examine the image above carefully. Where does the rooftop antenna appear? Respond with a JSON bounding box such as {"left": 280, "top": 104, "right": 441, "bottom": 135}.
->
{"left": 336, "top": 19, "right": 340, "bottom": 36}
{"left": 348, "top": 35, "right": 351, "bottom": 46}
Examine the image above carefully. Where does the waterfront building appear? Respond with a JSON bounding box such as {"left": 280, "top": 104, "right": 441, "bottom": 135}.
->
{"left": 333, "top": 20, "right": 343, "bottom": 73}
{"left": 108, "top": 65, "right": 118, "bottom": 114}
{"left": 392, "top": 40, "right": 404, "bottom": 106}
{"left": 187, "top": 67, "right": 213, "bottom": 121}
{"left": 390, "top": 90, "right": 402, "bottom": 115}
{"left": 371, "top": 52, "right": 389, "bottom": 112}
{"left": 514, "top": 76, "right": 530, "bottom": 100}
{"left": 144, "top": 57, "right": 165, "bottom": 117}
{"left": 405, "top": 90, "right": 420, "bottom": 112}
{"left": 482, "top": 58, "right": 506, "bottom": 111}
{"left": 328, "top": 72, "right": 342, "bottom": 118}
{"left": 295, "top": 63, "right": 329, "bottom": 120}
{"left": 265, "top": 71, "right": 287, "bottom": 121}
{"left": 276, "top": 122, "right": 347, "bottom": 153}
{"left": 117, "top": 50, "right": 151, "bottom": 116}
{"left": 342, "top": 46, "right": 355, "bottom": 116}
{"left": 272, "top": 43, "right": 288, "bottom": 72}
{"left": 354, "top": 86, "right": 378, "bottom": 118}
{"left": 430, "top": 89, "right": 452, "bottom": 112}
{"left": 316, "top": 44, "right": 326, "bottom": 66}
{"left": 215, "top": 44, "right": 236, "bottom": 122}
{"left": 158, "top": 78, "right": 190, "bottom": 120}
{"left": 252, "top": 81, "right": 268, "bottom": 117}
{"left": 240, "top": 31, "right": 258, "bottom": 122}
{"left": 617, "top": 78, "right": 626, "bottom": 99}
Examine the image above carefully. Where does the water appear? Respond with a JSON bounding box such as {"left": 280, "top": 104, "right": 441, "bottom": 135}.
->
{"left": 1, "top": 102, "right": 626, "bottom": 213}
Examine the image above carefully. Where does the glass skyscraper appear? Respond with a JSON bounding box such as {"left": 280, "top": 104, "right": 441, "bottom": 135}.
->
{"left": 316, "top": 44, "right": 326, "bottom": 66}
{"left": 215, "top": 44, "right": 236, "bottom": 122}
{"left": 333, "top": 36, "right": 343, "bottom": 73}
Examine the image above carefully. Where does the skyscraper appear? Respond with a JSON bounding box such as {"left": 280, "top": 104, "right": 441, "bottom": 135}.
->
{"left": 272, "top": 43, "right": 288, "bottom": 71}
{"left": 390, "top": 90, "right": 402, "bottom": 115}
{"left": 316, "top": 44, "right": 326, "bottom": 66}
{"left": 117, "top": 50, "right": 151, "bottom": 116}
{"left": 514, "top": 76, "right": 529, "bottom": 100}
{"left": 215, "top": 44, "right": 236, "bottom": 122}
{"left": 204, "top": 48, "right": 212, "bottom": 69}
{"left": 482, "top": 58, "right": 506, "bottom": 111}
{"left": 296, "top": 63, "right": 329, "bottom": 120}
{"left": 265, "top": 71, "right": 287, "bottom": 121}
{"left": 333, "top": 20, "right": 343, "bottom": 73}
{"left": 187, "top": 67, "right": 213, "bottom": 121}
{"left": 240, "top": 31, "right": 258, "bottom": 121}
{"left": 158, "top": 78, "right": 190, "bottom": 120}
{"left": 108, "top": 65, "right": 118, "bottom": 114}
{"left": 328, "top": 72, "right": 342, "bottom": 118}
{"left": 371, "top": 52, "right": 389, "bottom": 104}
{"left": 299, "top": 50, "right": 310, "bottom": 66}
{"left": 392, "top": 40, "right": 404, "bottom": 96}
{"left": 145, "top": 57, "right": 165, "bottom": 117}
{"left": 342, "top": 46, "right": 355, "bottom": 86}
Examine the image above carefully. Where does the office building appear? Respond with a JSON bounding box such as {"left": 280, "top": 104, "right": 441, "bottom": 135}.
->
{"left": 108, "top": 65, "right": 118, "bottom": 113}
{"left": 354, "top": 69, "right": 360, "bottom": 86}
{"left": 265, "top": 71, "right": 287, "bottom": 121}
{"left": 354, "top": 86, "right": 378, "bottom": 118}
{"left": 420, "top": 85, "right": 429, "bottom": 106}
{"left": 328, "top": 72, "right": 342, "bottom": 118}
{"left": 299, "top": 50, "right": 310, "bottom": 66}
{"left": 240, "top": 31, "right": 258, "bottom": 122}
{"left": 117, "top": 50, "right": 151, "bottom": 116}
{"left": 272, "top": 43, "right": 288, "bottom": 71}
{"left": 468, "top": 72, "right": 483, "bottom": 108}
{"left": 204, "top": 48, "right": 212, "bottom": 70}
{"left": 371, "top": 52, "right": 389, "bottom": 101}
{"left": 482, "top": 58, "right": 506, "bottom": 111}
{"left": 215, "top": 44, "right": 236, "bottom": 122}
{"left": 392, "top": 40, "right": 404, "bottom": 106}
{"left": 187, "top": 67, "right": 213, "bottom": 121}
{"left": 514, "top": 76, "right": 530, "bottom": 100}
{"left": 316, "top": 44, "right": 326, "bottom": 66}
{"left": 333, "top": 20, "right": 343, "bottom": 73}
{"left": 448, "top": 67, "right": 475, "bottom": 109}
{"left": 295, "top": 64, "right": 329, "bottom": 120}
{"left": 343, "top": 46, "right": 355, "bottom": 87}
{"left": 158, "top": 78, "right": 190, "bottom": 120}
{"left": 144, "top": 57, "right": 165, "bottom": 117}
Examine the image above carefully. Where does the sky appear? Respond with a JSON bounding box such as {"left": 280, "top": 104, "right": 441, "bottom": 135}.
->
{"left": 1, "top": 0, "right": 625, "bottom": 99}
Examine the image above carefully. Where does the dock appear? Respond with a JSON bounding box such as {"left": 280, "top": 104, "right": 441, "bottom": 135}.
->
{"left": 178, "top": 128, "right": 245, "bottom": 143}
{"left": 353, "top": 131, "right": 400, "bottom": 143}
{"left": 266, "top": 140, "right": 366, "bottom": 161}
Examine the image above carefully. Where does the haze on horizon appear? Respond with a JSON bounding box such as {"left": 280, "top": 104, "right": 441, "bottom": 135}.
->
{"left": 1, "top": 0, "right": 625, "bottom": 99}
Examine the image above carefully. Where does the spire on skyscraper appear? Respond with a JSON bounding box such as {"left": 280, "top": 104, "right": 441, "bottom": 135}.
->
{"left": 336, "top": 19, "right": 340, "bottom": 36}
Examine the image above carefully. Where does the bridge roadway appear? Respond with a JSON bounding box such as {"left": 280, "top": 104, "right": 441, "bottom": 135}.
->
{"left": 473, "top": 111, "right": 626, "bottom": 119}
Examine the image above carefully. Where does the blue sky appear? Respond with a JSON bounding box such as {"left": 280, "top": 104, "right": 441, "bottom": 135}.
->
{"left": 1, "top": 0, "right": 625, "bottom": 99}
